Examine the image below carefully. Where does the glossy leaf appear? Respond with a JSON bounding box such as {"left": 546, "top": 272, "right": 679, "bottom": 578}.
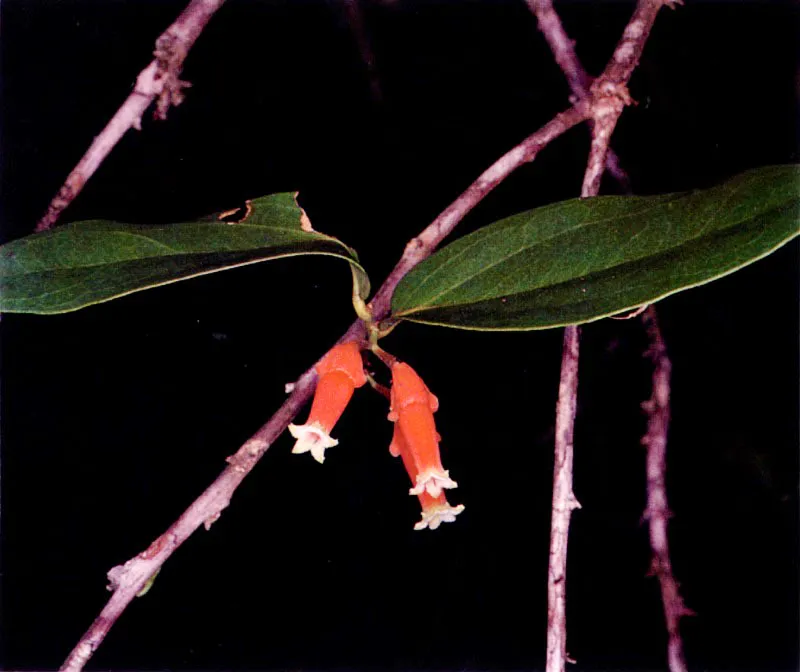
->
{"left": 0, "top": 193, "right": 369, "bottom": 314}
{"left": 391, "top": 165, "right": 799, "bottom": 331}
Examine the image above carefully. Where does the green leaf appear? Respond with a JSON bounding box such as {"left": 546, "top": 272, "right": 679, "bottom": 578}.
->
{"left": 391, "top": 165, "right": 799, "bottom": 331}
{"left": 0, "top": 193, "right": 369, "bottom": 314}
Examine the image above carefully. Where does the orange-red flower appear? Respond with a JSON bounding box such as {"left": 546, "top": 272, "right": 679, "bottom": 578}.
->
{"left": 390, "top": 423, "right": 464, "bottom": 530}
{"left": 389, "top": 362, "right": 458, "bottom": 499}
{"left": 289, "top": 342, "right": 366, "bottom": 463}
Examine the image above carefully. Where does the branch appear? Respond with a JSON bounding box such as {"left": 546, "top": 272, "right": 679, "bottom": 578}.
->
{"left": 641, "top": 306, "right": 692, "bottom": 672}
{"left": 368, "top": 104, "right": 589, "bottom": 319}
{"left": 546, "top": 324, "right": 581, "bottom": 672}
{"left": 59, "top": 2, "right": 676, "bottom": 665}
{"left": 59, "top": 368, "right": 318, "bottom": 672}
{"left": 526, "top": 0, "right": 630, "bottom": 191}
{"left": 600, "top": 0, "right": 676, "bottom": 88}
{"left": 580, "top": 81, "right": 628, "bottom": 197}
{"left": 35, "top": 0, "right": 228, "bottom": 233}
{"left": 582, "top": 0, "right": 670, "bottom": 196}
{"left": 545, "top": 3, "right": 672, "bottom": 671}
{"left": 59, "top": 102, "right": 590, "bottom": 672}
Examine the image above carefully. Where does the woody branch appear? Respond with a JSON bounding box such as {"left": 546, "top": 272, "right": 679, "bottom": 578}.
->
{"left": 59, "top": 102, "right": 590, "bottom": 672}
{"left": 525, "top": 0, "right": 630, "bottom": 191}
{"left": 641, "top": 306, "right": 692, "bottom": 672}
{"left": 547, "top": 323, "right": 581, "bottom": 672}
{"left": 543, "top": 2, "right": 674, "bottom": 671}
{"left": 35, "top": 0, "right": 228, "bottom": 233}
{"left": 60, "top": 2, "right": 674, "bottom": 669}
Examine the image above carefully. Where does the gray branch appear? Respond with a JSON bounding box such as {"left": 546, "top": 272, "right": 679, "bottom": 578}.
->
{"left": 642, "top": 306, "right": 693, "bottom": 672}
{"left": 36, "top": 0, "right": 228, "bottom": 233}
{"left": 544, "top": 2, "right": 674, "bottom": 670}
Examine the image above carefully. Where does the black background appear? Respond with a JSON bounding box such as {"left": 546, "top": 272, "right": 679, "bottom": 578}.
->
{"left": 2, "top": 1, "right": 798, "bottom": 670}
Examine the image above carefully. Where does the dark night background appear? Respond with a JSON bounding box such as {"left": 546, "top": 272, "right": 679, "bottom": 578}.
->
{"left": 1, "top": 1, "right": 798, "bottom": 670}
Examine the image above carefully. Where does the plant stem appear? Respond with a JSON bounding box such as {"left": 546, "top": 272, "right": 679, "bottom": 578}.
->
{"left": 35, "top": 0, "right": 228, "bottom": 233}
{"left": 542, "top": 3, "right": 672, "bottom": 670}
{"left": 641, "top": 306, "right": 692, "bottom": 672}
{"left": 56, "top": 3, "right": 677, "bottom": 669}
{"left": 546, "top": 324, "right": 581, "bottom": 672}
{"left": 57, "top": 96, "right": 589, "bottom": 672}
{"left": 526, "top": 0, "right": 631, "bottom": 191}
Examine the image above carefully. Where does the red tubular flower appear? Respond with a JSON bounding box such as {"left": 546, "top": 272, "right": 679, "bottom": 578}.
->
{"left": 390, "top": 423, "right": 464, "bottom": 531}
{"left": 388, "top": 362, "right": 459, "bottom": 500}
{"left": 289, "top": 342, "right": 366, "bottom": 463}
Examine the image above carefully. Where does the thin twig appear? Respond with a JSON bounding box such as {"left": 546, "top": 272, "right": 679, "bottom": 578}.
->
{"left": 526, "top": 0, "right": 631, "bottom": 191}
{"left": 368, "top": 104, "right": 589, "bottom": 316}
{"left": 59, "top": 372, "right": 319, "bottom": 672}
{"left": 581, "top": 0, "right": 670, "bottom": 195}
{"left": 35, "top": 0, "right": 228, "bottom": 233}
{"left": 641, "top": 306, "right": 692, "bottom": 672}
{"left": 600, "top": 0, "right": 676, "bottom": 88}
{"left": 580, "top": 83, "right": 627, "bottom": 197}
{"left": 580, "top": 0, "right": 671, "bottom": 195}
{"left": 57, "top": 1, "right": 676, "bottom": 665}
{"left": 545, "top": 3, "right": 672, "bottom": 670}
{"left": 59, "top": 102, "right": 590, "bottom": 671}
{"left": 546, "top": 324, "right": 581, "bottom": 672}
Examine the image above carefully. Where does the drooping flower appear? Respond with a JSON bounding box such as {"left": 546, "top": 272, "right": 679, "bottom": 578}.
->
{"left": 289, "top": 342, "right": 366, "bottom": 463}
{"left": 388, "top": 361, "right": 459, "bottom": 499}
{"left": 390, "top": 423, "right": 464, "bottom": 531}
